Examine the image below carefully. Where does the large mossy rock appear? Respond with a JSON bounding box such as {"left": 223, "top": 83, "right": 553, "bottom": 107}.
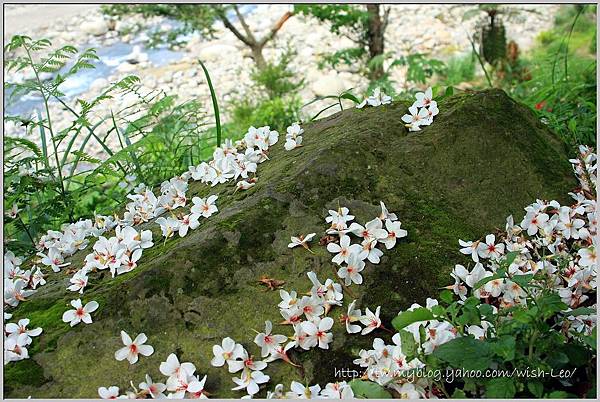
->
{"left": 5, "top": 89, "right": 575, "bottom": 398}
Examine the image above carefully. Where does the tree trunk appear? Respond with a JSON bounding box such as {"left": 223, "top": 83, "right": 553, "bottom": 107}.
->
{"left": 251, "top": 44, "right": 267, "bottom": 71}
{"left": 366, "top": 4, "right": 385, "bottom": 81}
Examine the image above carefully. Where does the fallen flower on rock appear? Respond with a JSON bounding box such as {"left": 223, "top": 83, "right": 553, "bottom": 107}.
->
{"left": 115, "top": 331, "right": 154, "bottom": 364}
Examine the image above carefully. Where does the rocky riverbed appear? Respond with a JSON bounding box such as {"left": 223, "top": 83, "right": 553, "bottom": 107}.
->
{"left": 4, "top": 4, "right": 559, "bottom": 160}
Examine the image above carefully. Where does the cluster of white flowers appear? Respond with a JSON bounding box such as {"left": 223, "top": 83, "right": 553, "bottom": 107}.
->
{"left": 208, "top": 201, "right": 406, "bottom": 398}
{"left": 570, "top": 144, "right": 597, "bottom": 194}
{"left": 401, "top": 87, "right": 439, "bottom": 132}
{"left": 118, "top": 180, "right": 182, "bottom": 227}
{"left": 188, "top": 126, "right": 278, "bottom": 190}
{"left": 72, "top": 225, "right": 154, "bottom": 292}
{"left": 4, "top": 250, "right": 44, "bottom": 307}
{"left": 99, "top": 352, "right": 208, "bottom": 399}
{"left": 210, "top": 332, "right": 356, "bottom": 399}
{"left": 450, "top": 145, "right": 597, "bottom": 332}
{"left": 36, "top": 216, "right": 117, "bottom": 272}
{"left": 356, "top": 87, "right": 392, "bottom": 109}
{"left": 267, "top": 380, "right": 354, "bottom": 399}
{"left": 354, "top": 297, "right": 458, "bottom": 391}
{"left": 3, "top": 318, "right": 42, "bottom": 364}
{"left": 284, "top": 123, "right": 304, "bottom": 151}
{"left": 351, "top": 146, "right": 597, "bottom": 396}
{"left": 326, "top": 202, "right": 407, "bottom": 286}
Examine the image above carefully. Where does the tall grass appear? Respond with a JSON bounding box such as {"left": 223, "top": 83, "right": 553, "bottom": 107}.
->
{"left": 508, "top": 5, "right": 597, "bottom": 148}
{"left": 3, "top": 36, "right": 216, "bottom": 252}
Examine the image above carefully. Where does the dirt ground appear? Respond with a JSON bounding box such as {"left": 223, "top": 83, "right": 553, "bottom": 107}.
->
{"left": 3, "top": 4, "right": 98, "bottom": 37}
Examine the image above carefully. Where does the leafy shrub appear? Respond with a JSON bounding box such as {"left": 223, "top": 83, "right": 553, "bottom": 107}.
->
{"left": 3, "top": 36, "right": 213, "bottom": 252}
{"left": 228, "top": 50, "right": 303, "bottom": 134}
{"left": 250, "top": 49, "right": 304, "bottom": 99}
{"left": 508, "top": 5, "right": 597, "bottom": 148}
{"left": 443, "top": 54, "right": 476, "bottom": 86}
{"left": 229, "top": 96, "right": 301, "bottom": 136}
{"left": 352, "top": 147, "right": 597, "bottom": 398}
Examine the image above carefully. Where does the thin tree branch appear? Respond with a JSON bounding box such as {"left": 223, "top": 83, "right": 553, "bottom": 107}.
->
{"left": 233, "top": 5, "right": 257, "bottom": 44}
{"left": 382, "top": 6, "right": 391, "bottom": 34}
{"left": 258, "top": 11, "right": 294, "bottom": 47}
{"left": 212, "top": 6, "right": 255, "bottom": 48}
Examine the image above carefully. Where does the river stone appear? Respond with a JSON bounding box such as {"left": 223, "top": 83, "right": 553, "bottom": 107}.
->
{"left": 310, "top": 72, "right": 349, "bottom": 97}
{"left": 198, "top": 43, "right": 238, "bottom": 62}
{"left": 4, "top": 89, "right": 575, "bottom": 398}
{"left": 81, "top": 17, "right": 109, "bottom": 36}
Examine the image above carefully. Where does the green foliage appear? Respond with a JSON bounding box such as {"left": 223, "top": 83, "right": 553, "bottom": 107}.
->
{"left": 349, "top": 380, "right": 393, "bottom": 398}
{"left": 228, "top": 50, "right": 303, "bottom": 134}
{"left": 3, "top": 36, "right": 214, "bottom": 252}
{"left": 250, "top": 49, "right": 304, "bottom": 98}
{"left": 101, "top": 4, "right": 219, "bottom": 47}
{"left": 229, "top": 96, "right": 301, "bottom": 135}
{"left": 507, "top": 5, "right": 596, "bottom": 148}
{"left": 294, "top": 5, "right": 378, "bottom": 80}
{"left": 442, "top": 54, "right": 476, "bottom": 86}
{"left": 294, "top": 4, "right": 369, "bottom": 36}
{"left": 380, "top": 253, "right": 596, "bottom": 398}
{"left": 392, "top": 307, "right": 434, "bottom": 331}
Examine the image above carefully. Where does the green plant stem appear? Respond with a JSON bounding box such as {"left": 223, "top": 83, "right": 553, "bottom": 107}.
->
{"left": 24, "top": 44, "right": 67, "bottom": 200}
{"left": 17, "top": 215, "right": 36, "bottom": 248}
{"left": 467, "top": 32, "right": 493, "bottom": 88}
{"left": 198, "top": 59, "right": 222, "bottom": 147}
{"left": 528, "top": 329, "right": 539, "bottom": 361}
{"left": 54, "top": 97, "right": 128, "bottom": 176}
{"left": 563, "top": 6, "right": 584, "bottom": 81}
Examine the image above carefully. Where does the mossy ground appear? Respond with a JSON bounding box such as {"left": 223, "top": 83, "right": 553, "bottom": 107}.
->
{"left": 4, "top": 89, "right": 575, "bottom": 398}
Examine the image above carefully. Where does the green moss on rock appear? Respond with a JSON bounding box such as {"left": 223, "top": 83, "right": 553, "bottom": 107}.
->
{"left": 4, "top": 89, "right": 575, "bottom": 398}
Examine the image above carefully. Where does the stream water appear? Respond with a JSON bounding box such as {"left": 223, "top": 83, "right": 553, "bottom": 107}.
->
{"left": 4, "top": 4, "right": 258, "bottom": 118}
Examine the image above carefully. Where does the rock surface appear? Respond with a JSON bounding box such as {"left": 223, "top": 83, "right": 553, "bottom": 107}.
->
{"left": 4, "top": 90, "right": 575, "bottom": 398}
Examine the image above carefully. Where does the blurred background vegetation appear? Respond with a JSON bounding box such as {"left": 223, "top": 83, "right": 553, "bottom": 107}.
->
{"left": 3, "top": 4, "right": 597, "bottom": 254}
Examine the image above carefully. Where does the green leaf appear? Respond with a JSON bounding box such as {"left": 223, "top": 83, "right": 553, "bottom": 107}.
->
{"left": 431, "top": 305, "right": 446, "bottom": 316}
{"left": 537, "top": 293, "right": 568, "bottom": 318}
{"left": 439, "top": 289, "right": 454, "bottom": 304}
{"left": 392, "top": 308, "right": 434, "bottom": 331}
{"left": 565, "top": 307, "right": 596, "bottom": 316}
{"left": 485, "top": 378, "right": 516, "bottom": 398}
{"left": 456, "top": 306, "right": 481, "bottom": 326}
{"left": 510, "top": 273, "right": 534, "bottom": 288}
{"left": 339, "top": 91, "right": 360, "bottom": 104}
{"left": 399, "top": 330, "right": 417, "bottom": 358}
{"left": 547, "top": 351, "right": 569, "bottom": 369}
{"left": 478, "top": 303, "right": 494, "bottom": 318}
{"left": 504, "top": 251, "right": 519, "bottom": 266}
{"left": 349, "top": 380, "right": 392, "bottom": 399}
{"left": 527, "top": 381, "right": 544, "bottom": 398}
{"left": 564, "top": 343, "right": 590, "bottom": 366}
{"left": 198, "top": 58, "right": 221, "bottom": 147}
{"left": 490, "top": 335, "right": 516, "bottom": 361}
{"left": 582, "top": 326, "right": 597, "bottom": 350}
{"left": 451, "top": 388, "right": 467, "bottom": 398}
{"left": 512, "top": 309, "right": 534, "bottom": 324}
{"left": 433, "top": 337, "right": 493, "bottom": 371}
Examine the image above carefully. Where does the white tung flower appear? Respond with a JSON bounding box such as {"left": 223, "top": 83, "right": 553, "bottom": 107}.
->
{"left": 191, "top": 195, "right": 219, "bottom": 218}
{"left": 254, "top": 320, "right": 288, "bottom": 358}
{"left": 62, "top": 299, "right": 99, "bottom": 327}
{"left": 288, "top": 233, "right": 316, "bottom": 252}
{"left": 114, "top": 331, "right": 154, "bottom": 364}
